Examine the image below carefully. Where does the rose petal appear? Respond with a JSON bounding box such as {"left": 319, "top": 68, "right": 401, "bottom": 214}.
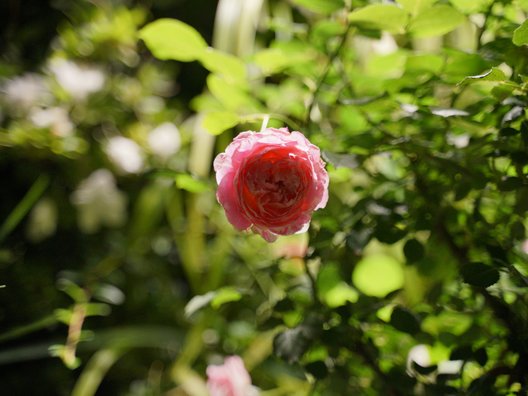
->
{"left": 217, "top": 171, "right": 252, "bottom": 230}
{"left": 213, "top": 128, "right": 329, "bottom": 242}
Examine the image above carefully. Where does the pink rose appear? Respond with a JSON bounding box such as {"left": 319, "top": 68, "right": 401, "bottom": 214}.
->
{"left": 214, "top": 128, "right": 329, "bottom": 242}
{"left": 206, "top": 356, "right": 259, "bottom": 396}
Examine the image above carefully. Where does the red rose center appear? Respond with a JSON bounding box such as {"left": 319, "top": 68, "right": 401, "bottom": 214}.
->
{"left": 236, "top": 147, "right": 311, "bottom": 227}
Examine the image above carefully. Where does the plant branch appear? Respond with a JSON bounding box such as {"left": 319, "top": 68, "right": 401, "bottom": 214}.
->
{"left": 305, "top": 24, "right": 352, "bottom": 129}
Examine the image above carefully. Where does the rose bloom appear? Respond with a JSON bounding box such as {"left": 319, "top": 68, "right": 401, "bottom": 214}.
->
{"left": 206, "top": 356, "right": 259, "bottom": 396}
{"left": 214, "top": 128, "right": 329, "bottom": 242}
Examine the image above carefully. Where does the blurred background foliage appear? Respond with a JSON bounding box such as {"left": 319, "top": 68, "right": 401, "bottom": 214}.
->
{"left": 1, "top": 0, "right": 528, "bottom": 395}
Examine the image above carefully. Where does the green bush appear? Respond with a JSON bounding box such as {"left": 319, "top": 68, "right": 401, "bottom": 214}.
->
{"left": 1, "top": 0, "right": 528, "bottom": 394}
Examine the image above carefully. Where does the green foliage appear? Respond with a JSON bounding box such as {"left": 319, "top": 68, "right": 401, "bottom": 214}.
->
{"left": 139, "top": 18, "right": 207, "bottom": 61}
{"left": 349, "top": 4, "right": 409, "bottom": 34}
{"left": 2, "top": 0, "right": 528, "bottom": 395}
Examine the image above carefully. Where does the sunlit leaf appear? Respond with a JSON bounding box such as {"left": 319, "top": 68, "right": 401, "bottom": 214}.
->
{"left": 430, "top": 108, "right": 469, "bottom": 117}
{"left": 139, "top": 18, "right": 207, "bottom": 61}
{"left": 513, "top": 20, "right": 528, "bottom": 46}
{"left": 317, "top": 263, "right": 358, "bottom": 307}
{"left": 199, "top": 48, "right": 247, "bottom": 84}
{"left": 408, "top": 5, "right": 465, "bottom": 37}
{"left": 352, "top": 254, "right": 404, "bottom": 297}
{"left": 290, "top": 0, "right": 344, "bottom": 14}
{"left": 211, "top": 287, "right": 242, "bottom": 309}
{"left": 459, "top": 67, "right": 507, "bottom": 84}
{"left": 175, "top": 174, "right": 209, "bottom": 193}
{"left": 349, "top": 5, "right": 409, "bottom": 34}
{"left": 397, "top": 0, "right": 437, "bottom": 16}
{"left": 202, "top": 111, "right": 239, "bottom": 135}
{"left": 184, "top": 292, "right": 215, "bottom": 318}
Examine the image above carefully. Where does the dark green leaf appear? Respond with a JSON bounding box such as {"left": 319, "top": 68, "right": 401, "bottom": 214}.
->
{"left": 497, "top": 177, "right": 523, "bottom": 192}
{"left": 461, "top": 263, "right": 500, "bottom": 288}
{"left": 450, "top": 345, "right": 473, "bottom": 360}
{"left": 412, "top": 361, "right": 437, "bottom": 375}
{"left": 390, "top": 306, "right": 421, "bottom": 334}
{"left": 404, "top": 239, "right": 425, "bottom": 264}
{"left": 305, "top": 361, "right": 328, "bottom": 379}
{"left": 273, "top": 326, "right": 311, "bottom": 363}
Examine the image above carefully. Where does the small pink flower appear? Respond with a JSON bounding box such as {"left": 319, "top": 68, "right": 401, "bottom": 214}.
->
{"left": 206, "top": 356, "right": 258, "bottom": 396}
{"left": 214, "top": 128, "right": 329, "bottom": 242}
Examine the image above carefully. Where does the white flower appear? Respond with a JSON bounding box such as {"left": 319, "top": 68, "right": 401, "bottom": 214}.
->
{"left": 2, "top": 73, "right": 50, "bottom": 110}
{"left": 50, "top": 59, "right": 105, "bottom": 100}
{"left": 105, "top": 136, "right": 144, "bottom": 174}
{"left": 148, "top": 122, "right": 181, "bottom": 159}
{"left": 26, "top": 198, "right": 58, "bottom": 242}
{"left": 30, "top": 107, "right": 74, "bottom": 137}
{"left": 71, "top": 169, "right": 127, "bottom": 234}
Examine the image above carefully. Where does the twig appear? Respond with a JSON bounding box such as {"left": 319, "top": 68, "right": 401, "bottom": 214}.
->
{"left": 305, "top": 25, "right": 352, "bottom": 129}
{"left": 302, "top": 259, "right": 320, "bottom": 305}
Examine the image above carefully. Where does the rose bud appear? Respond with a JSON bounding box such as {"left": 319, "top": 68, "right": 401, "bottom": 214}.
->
{"left": 206, "top": 355, "right": 259, "bottom": 396}
{"left": 214, "top": 127, "right": 329, "bottom": 242}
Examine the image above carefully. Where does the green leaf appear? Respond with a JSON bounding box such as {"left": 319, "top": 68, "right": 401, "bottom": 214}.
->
{"left": 408, "top": 5, "right": 465, "bottom": 37}
{"left": 290, "top": 0, "right": 344, "bottom": 14}
{"left": 352, "top": 254, "right": 404, "bottom": 297}
{"left": 498, "top": 176, "right": 524, "bottom": 192}
{"left": 305, "top": 361, "right": 329, "bottom": 379}
{"left": 84, "top": 303, "right": 111, "bottom": 317}
{"left": 322, "top": 151, "right": 359, "bottom": 169}
{"left": 175, "top": 174, "right": 209, "bottom": 193}
{"left": 139, "top": 18, "right": 207, "bottom": 61}
{"left": 406, "top": 54, "right": 444, "bottom": 74}
{"left": 57, "top": 279, "right": 88, "bottom": 303}
{"left": 461, "top": 263, "right": 500, "bottom": 288}
{"left": 198, "top": 48, "right": 247, "bottom": 84}
{"left": 253, "top": 47, "right": 312, "bottom": 75}
{"left": 404, "top": 238, "right": 425, "bottom": 264}
{"left": 184, "top": 288, "right": 242, "bottom": 317}
{"left": 348, "top": 5, "right": 409, "bottom": 34}
{"left": 430, "top": 108, "right": 469, "bottom": 117}
{"left": 0, "top": 174, "right": 49, "bottom": 244}
{"left": 459, "top": 67, "right": 507, "bottom": 85}
{"left": 273, "top": 325, "right": 312, "bottom": 363}
{"left": 449, "top": 0, "right": 493, "bottom": 13}
{"left": 412, "top": 362, "right": 438, "bottom": 375}
{"left": 184, "top": 292, "right": 215, "bottom": 318}
{"left": 390, "top": 306, "right": 421, "bottom": 334}
{"left": 207, "top": 74, "right": 252, "bottom": 110}
{"left": 397, "top": 0, "right": 437, "bottom": 16}
{"left": 211, "top": 287, "right": 242, "bottom": 309}
{"left": 202, "top": 111, "right": 239, "bottom": 136}
{"left": 513, "top": 20, "right": 528, "bottom": 46}
{"left": 317, "top": 263, "right": 359, "bottom": 307}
